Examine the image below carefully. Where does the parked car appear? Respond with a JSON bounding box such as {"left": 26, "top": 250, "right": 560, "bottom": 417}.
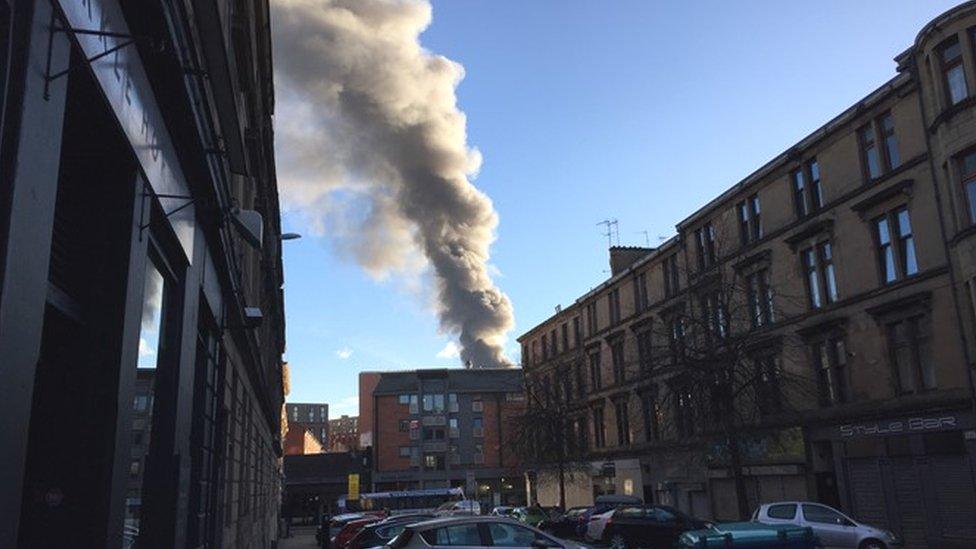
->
{"left": 575, "top": 494, "right": 643, "bottom": 537}
{"left": 321, "top": 513, "right": 366, "bottom": 546}
{"left": 586, "top": 504, "right": 708, "bottom": 549}
{"left": 434, "top": 499, "right": 482, "bottom": 516}
{"left": 489, "top": 506, "right": 515, "bottom": 517}
{"left": 334, "top": 516, "right": 382, "bottom": 549}
{"left": 678, "top": 522, "right": 817, "bottom": 549}
{"left": 511, "top": 506, "right": 549, "bottom": 527}
{"left": 753, "top": 502, "right": 900, "bottom": 549}
{"left": 346, "top": 514, "right": 435, "bottom": 549}
{"left": 539, "top": 506, "right": 589, "bottom": 538}
{"left": 386, "top": 516, "right": 588, "bottom": 549}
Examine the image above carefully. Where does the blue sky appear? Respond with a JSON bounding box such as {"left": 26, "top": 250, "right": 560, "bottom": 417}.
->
{"left": 281, "top": 0, "right": 960, "bottom": 413}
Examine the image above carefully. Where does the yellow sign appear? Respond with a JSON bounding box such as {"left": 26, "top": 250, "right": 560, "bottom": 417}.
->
{"left": 348, "top": 473, "right": 360, "bottom": 501}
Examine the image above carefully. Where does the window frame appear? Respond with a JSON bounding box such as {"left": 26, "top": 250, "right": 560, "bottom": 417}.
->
{"left": 940, "top": 36, "right": 968, "bottom": 107}
{"left": 873, "top": 206, "right": 918, "bottom": 285}
{"left": 957, "top": 147, "right": 976, "bottom": 225}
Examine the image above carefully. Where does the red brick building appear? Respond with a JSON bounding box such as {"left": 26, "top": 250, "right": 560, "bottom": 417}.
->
{"left": 358, "top": 372, "right": 382, "bottom": 448}
{"left": 284, "top": 425, "right": 324, "bottom": 456}
{"left": 371, "top": 368, "right": 527, "bottom": 510}
{"left": 327, "top": 415, "right": 359, "bottom": 452}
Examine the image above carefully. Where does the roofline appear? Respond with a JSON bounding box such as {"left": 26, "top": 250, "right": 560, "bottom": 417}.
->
{"left": 676, "top": 71, "right": 912, "bottom": 232}
{"left": 517, "top": 235, "right": 681, "bottom": 343}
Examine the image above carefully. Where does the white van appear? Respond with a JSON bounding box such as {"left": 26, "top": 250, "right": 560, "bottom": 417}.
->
{"left": 434, "top": 499, "right": 481, "bottom": 516}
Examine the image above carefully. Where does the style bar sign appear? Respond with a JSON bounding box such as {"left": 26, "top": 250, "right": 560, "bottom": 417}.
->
{"left": 837, "top": 415, "right": 959, "bottom": 438}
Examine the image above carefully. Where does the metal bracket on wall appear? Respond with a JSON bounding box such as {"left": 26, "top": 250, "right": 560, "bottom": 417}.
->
{"left": 43, "top": 8, "right": 161, "bottom": 100}
{"left": 139, "top": 192, "right": 196, "bottom": 240}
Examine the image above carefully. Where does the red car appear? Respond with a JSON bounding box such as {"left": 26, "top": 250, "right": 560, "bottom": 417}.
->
{"left": 333, "top": 516, "right": 380, "bottom": 549}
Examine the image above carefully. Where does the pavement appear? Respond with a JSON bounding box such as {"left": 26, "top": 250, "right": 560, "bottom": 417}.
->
{"left": 278, "top": 525, "right": 319, "bottom": 548}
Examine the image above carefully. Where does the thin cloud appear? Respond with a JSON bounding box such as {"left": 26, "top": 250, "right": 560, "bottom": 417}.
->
{"left": 332, "top": 395, "right": 359, "bottom": 416}
{"left": 336, "top": 347, "right": 354, "bottom": 360}
{"left": 436, "top": 341, "right": 461, "bottom": 359}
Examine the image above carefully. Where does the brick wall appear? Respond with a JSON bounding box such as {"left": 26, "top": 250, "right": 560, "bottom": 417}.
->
{"left": 375, "top": 395, "right": 412, "bottom": 472}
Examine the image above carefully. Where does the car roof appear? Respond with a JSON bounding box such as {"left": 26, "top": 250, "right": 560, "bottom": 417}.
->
{"left": 407, "top": 516, "right": 528, "bottom": 530}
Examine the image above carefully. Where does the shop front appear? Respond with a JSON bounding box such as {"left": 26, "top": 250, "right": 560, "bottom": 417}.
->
{"left": 809, "top": 410, "right": 976, "bottom": 548}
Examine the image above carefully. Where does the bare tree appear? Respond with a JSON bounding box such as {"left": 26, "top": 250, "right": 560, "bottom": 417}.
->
{"left": 636, "top": 230, "right": 817, "bottom": 520}
{"left": 510, "top": 363, "right": 591, "bottom": 510}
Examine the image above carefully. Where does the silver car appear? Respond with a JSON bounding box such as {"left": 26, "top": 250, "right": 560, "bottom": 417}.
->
{"left": 754, "top": 501, "right": 900, "bottom": 549}
{"left": 387, "top": 516, "right": 587, "bottom": 549}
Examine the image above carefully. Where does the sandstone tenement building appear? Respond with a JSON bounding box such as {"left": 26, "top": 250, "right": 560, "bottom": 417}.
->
{"left": 519, "top": 3, "right": 976, "bottom": 548}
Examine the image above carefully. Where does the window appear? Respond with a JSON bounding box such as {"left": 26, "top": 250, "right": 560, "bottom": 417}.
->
{"left": 801, "top": 241, "right": 838, "bottom": 309}
{"left": 875, "top": 207, "right": 918, "bottom": 284}
{"left": 130, "top": 459, "right": 141, "bottom": 476}
{"left": 636, "top": 329, "right": 653, "bottom": 372}
{"left": 586, "top": 302, "right": 598, "bottom": 335}
{"left": 472, "top": 417, "right": 483, "bottom": 430}
{"left": 940, "top": 37, "right": 968, "bottom": 106}
{"left": 746, "top": 269, "right": 773, "bottom": 327}
{"left": 668, "top": 316, "right": 685, "bottom": 364}
{"left": 614, "top": 398, "right": 631, "bottom": 446}
{"left": 423, "top": 454, "right": 445, "bottom": 471}
{"left": 792, "top": 158, "right": 823, "bottom": 217}
{"left": 860, "top": 113, "right": 901, "bottom": 182}
{"left": 859, "top": 124, "right": 881, "bottom": 180}
{"left": 399, "top": 446, "right": 411, "bottom": 457}
{"left": 887, "top": 315, "right": 935, "bottom": 394}
{"left": 674, "top": 386, "right": 695, "bottom": 437}
{"left": 608, "top": 288, "right": 621, "bottom": 325}
{"left": 541, "top": 335, "right": 548, "bottom": 360}
{"left": 593, "top": 406, "right": 606, "bottom": 448}
{"left": 960, "top": 149, "right": 976, "bottom": 224}
{"left": 134, "top": 395, "right": 149, "bottom": 411}
{"left": 700, "top": 290, "right": 726, "bottom": 337}
{"left": 879, "top": 113, "right": 900, "bottom": 170}
{"left": 802, "top": 504, "right": 848, "bottom": 526}
{"left": 634, "top": 272, "right": 649, "bottom": 312}
{"left": 812, "top": 335, "right": 849, "bottom": 406}
{"left": 767, "top": 504, "right": 797, "bottom": 520}
{"left": 561, "top": 323, "right": 569, "bottom": 351}
{"left": 695, "top": 223, "right": 716, "bottom": 269}
{"left": 755, "top": 356, "right": 781, "bottom": 415}
{"left": 550, "top": 328, "right": 557, "bottom": 355}
{"left": 423, "top": 524, "right": 481, "bottom": 546}
{"left": 611, "top": 339, "right": 625, "bottom": 384}
{"left": 449, "top": 417, "right": 458, "bottom": 429}
{"left": 423, "top": 427, "right": 445, "bottom": 441}
{"left": 575, "top": 417, "right": 589, "bottom": 450}
{"left": 573, "top": 317, "right": 581, "bottom": 348}
{"left": 575, "top": 363, "right": 585, "bottom": 400}
{"left": 663, "top": 254, "right": 680, "bottom": 297}
{"left": 589, "top": 351, "right": 602, "bottom": 390}
{"left": 737, "top": 194, "right": 762, "bottom": 245}
{"left": 487, "top": 523, "right": 551, "bottom": 547}
{"left": 641, "top": 392, "right": 660, "bottom": 442}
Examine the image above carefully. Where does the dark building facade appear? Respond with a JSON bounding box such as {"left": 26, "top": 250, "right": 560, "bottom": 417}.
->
{"left": 285, "top": 402, "right": 329, "bottom": 450}
{"left": 0, "top": 0, "right": 285, "bottom": 547}
{"left": 371, "top": 368, "right": 527, "bottom": 511}
{"left": 520, "top": 3, "right": 976, "bottom": 548}
{"left": 282, "top": 450, "right": 372, "bottom": 522}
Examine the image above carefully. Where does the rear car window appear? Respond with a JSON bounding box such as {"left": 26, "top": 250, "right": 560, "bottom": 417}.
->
{"left": 421, "top": 524, "right": 482, "bottom": 546}
{"left": 767, "top": 504, "right": 797, "bottom": 520}
{"left": 802, "top": 504, "right": 845, "bottom": 525}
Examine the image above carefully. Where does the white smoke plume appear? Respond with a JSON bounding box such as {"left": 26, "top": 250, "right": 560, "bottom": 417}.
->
{"left": 273, "top": 0, "right": 515, "bottom": 368}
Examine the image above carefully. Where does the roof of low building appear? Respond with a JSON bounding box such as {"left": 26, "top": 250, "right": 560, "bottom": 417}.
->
{"left": 373, "top": 368, "right": 523, "bottom": 395}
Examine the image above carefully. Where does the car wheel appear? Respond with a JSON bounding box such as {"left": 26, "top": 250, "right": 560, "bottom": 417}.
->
{"left": 609, "top": 533, "right": 627, "bottom": 549}
{"left": 859, "top": 540, "right": 886, "bottom": 549}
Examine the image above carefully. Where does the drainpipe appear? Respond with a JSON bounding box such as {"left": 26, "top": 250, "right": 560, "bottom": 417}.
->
{"left": 910, "top": 51, "right": 976, "bottom": 417}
